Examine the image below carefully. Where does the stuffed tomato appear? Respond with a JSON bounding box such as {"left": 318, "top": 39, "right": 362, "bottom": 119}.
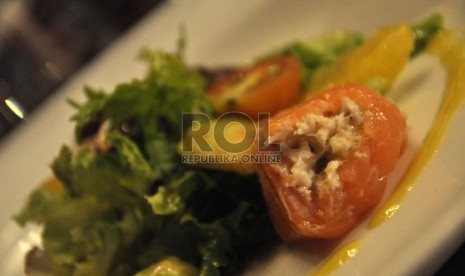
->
{"left": 257, "top": 84, "right": 407, "bottom": 240}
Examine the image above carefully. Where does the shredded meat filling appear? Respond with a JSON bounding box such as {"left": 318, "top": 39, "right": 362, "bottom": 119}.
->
{"left": 268, "top": 97, "right": 363, "bottom": 198}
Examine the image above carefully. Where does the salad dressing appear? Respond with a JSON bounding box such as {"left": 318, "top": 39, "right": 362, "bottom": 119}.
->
{"left": 311, "top": 240, "right": 360, "bottom": 276}
{"left": 369, "top": 30, "right": 465, "bottom": 228}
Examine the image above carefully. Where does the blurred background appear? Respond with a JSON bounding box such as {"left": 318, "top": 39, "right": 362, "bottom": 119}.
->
{"left": 0, "top": 0, "right": 164, "bottom": 139}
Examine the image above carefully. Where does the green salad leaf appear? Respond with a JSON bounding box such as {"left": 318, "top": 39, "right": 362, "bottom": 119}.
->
{"left": 411, "top": 13, "right": 444, "bottom": 57}
{"left": 15, "top": 47, "right": 275, "bottom": 276}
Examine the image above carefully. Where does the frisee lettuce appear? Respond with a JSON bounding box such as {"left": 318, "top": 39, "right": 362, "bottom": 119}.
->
{"left": 15, "top": 49, "right": 276, "bottom": 276}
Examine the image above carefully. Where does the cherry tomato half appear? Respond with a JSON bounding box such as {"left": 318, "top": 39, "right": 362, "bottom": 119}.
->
{"left": 207, "top": 56, "right": 301, "bottom": 119}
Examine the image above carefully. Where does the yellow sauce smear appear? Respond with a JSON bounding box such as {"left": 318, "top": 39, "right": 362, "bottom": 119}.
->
{"left": 311, "top": 240, "right": 360, "bottom": 276}
{"left": 310, "top": 30, "right": 465, "bottom": 276}
{"left": 369, "top": 30, "right": 465, "bottom": 228}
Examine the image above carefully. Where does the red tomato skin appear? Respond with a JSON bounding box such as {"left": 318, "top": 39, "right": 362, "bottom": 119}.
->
{"left": 258, "top": 84, "right": 407, "bottom": 240}
{"left": 207, "top": 56, "right": 301, "bottom": 119}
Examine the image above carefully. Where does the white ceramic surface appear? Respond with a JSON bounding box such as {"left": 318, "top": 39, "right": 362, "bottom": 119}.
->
{"left": 1, "top": 0, "right": 464, "bottom": 275}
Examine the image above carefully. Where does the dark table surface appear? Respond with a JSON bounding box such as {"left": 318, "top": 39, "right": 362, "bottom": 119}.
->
{"left": 0, "top": 0, "right": 164, "bottom": 138}
{"left": 0, "top": 0, "right": 463, "bottom": 275}
{"left": 436, "top": 243, "right": 464, "bottom": 275}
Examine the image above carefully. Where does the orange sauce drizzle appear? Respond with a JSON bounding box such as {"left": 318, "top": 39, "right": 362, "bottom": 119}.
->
{"left": 369, "top": 30, "right": 465, "bottom": 228}
{"left": 311, "top": 240, "right": 361, "bottom": 276}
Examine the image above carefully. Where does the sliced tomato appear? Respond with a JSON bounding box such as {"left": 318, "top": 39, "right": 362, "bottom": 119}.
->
{"left": 257, "top": 84, "right": 407, "bottom": 240}
{"left": 207, "top": 56, "right": 301, "bottom": 119}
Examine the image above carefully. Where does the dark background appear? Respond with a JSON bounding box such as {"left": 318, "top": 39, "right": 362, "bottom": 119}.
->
{"left": 0, "top": 0, "right": 462, "bottom": 274}
{"left": 0, "top": 0, "right": 164, "bottom": 138}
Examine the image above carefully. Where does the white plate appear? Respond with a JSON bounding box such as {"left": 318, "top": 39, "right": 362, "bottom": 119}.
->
{"left": 1, "top": 0, "right": 465, "bottom": 275}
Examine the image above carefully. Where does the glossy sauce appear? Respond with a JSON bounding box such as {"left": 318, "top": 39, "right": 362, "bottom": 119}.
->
{"left": 369, "top": 30, "right": 465, "bottom": 228}
{"left": 311, "top": 240, "right": 360, "bottom": 276}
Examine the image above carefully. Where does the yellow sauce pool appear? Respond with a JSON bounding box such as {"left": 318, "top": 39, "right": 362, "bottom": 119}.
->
{"left": 311, "top": 240, "right": 361, "bottom": 276}
{"left": 369, "top": 30, "right": 465, "bottom": 228}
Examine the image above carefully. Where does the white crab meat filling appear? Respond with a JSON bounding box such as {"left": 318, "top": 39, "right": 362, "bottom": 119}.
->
{"left": 270, "top": 97, "right": 363, "bottom": 197}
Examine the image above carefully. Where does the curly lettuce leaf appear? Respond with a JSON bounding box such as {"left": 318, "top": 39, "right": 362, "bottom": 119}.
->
{"left": 15, "top": 46, "right": 275, "bottom": 276}
{"left": 50, "top": 132, "right": 155, "bottom": 197}
{"left": 15, "top": 185, "right": 156, "bottom": 276}
{"left": 145, "top": 170, "right": 276, "bottom": 276}
{"left": 411, "top": 13, "right": 444, "bottom": 56}
{"left": 68, "top": 87, "right": 109, "bottom": 142}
